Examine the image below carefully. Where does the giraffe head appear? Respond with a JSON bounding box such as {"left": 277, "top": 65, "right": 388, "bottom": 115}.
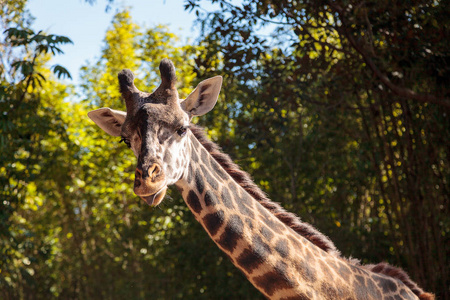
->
{"left": 88, "top": 59, "right": 222, "bottom": 206}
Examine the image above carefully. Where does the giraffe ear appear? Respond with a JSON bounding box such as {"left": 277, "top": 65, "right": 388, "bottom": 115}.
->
{"left": 88, "top": 107, "right": 127, "bottom": 136}
{"left": 180, "top": 76, "right": 222, "bottom": 117}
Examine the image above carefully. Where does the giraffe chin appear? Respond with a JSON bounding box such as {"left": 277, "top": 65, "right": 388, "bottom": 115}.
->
{"left": 140, "top": 187, "right": 167, "bottom": 207}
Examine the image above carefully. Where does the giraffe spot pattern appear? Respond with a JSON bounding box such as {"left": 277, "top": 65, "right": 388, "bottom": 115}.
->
{"left": 318, "top": 259, "right": 334, "bottom": 282}
{"left": 221, "top": 187, "right": 235, "bottom": 209}
{"left": 236, "top": 248, "right": 264, "bottom": 274}
{"left": 217, "top": 214, "right": 244, "bottom": 252}
{"left": 320, "top": 281, "right": 343, "bottom": 299}
{"left": 204, "top": 190, "right": 218, "bottom": 207}
{"left": 337, "top": 262, "right": 352, "bottom": 280}
{"left": 202, "top": 210, "right": 225, "bottom": 236}
{"left": 186, "top": 190, "right": 202, "bottom": 214}
{"left": 350, "top": 264, "right": 367, "bottom": 275}
{"left": 228, "top": 182, "right": 239, "bottom": 199}
{"left": 163, "top": 151, "right": 172, "bottom": 163}
{"left": 373, "top": 274, "right": 398, "bottom": 294}
{"left": 210, "top": 158, "right": 228, "bottom": 180}
{"left": 236, "top": 230, "right": 277, "bottom": 274}
{"left": 245, "top": 218, "right": 254, "bottom": 229}
{"left": 326, "top": 259, "right": 339, "bottom": 272}
{"left": 200, "top": 148, "right": 209, "bottom": 167}
{"left": 295, "top": 260, "right": 317, "bottom": 283}
{"left": 355, "top": 275, "right": 365, "bottom": 287}
{"left": 257, "top": 204, "right": 284, "bottom": 232}
{"left": 275, "top": 261, "right": 288, "bottom": 274}
{"left": 187, "top": 164, "right": 194, "bottom": 184}
{"left": 354, "top": 275, "right": 371, "bottom": 299}
{"left": 253, "top": 270, "right": 296, "bottom": 296}
{"left": 200, "top": 164, "right": 219, "bottom": 190}
{"left": 288, "top": 235, "right": 302, "bottom": 250}
{"left": 195, "top": 170, "right": 205, "bottom": 194}
{"left": 260, "top": 226, "right": 274, "bottom": 242}
{"left": 275, "top": 239, "right": 290, "bottom": 258}
{"left": 166, "top": 164, "right": 173, "bottom": 174}
{"left": 231, "top": 186, "right": 255, "bottom": 218}
{"left": 366, "top": 278, "right": 382, "bottom": 299}
{"left": 191, "top": 146, "right": 199, "bottom": 163}
{"left": 252, "top": 235, "right": 272, "bottom": 259}
{"left": 175, "top": 158, "right": 181, "bottom": 169}
{"left": 191, "top": 136, "right": 200, "bottom": 148}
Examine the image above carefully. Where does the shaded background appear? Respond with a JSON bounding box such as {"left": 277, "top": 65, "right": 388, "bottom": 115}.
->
{"left": 1, "top": 0, "right": 449, "bottom": 299}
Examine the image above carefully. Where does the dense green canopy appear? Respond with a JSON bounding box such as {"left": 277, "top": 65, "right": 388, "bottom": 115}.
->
{"left": 1, "top": 1, "right": 448, "bottom": 299}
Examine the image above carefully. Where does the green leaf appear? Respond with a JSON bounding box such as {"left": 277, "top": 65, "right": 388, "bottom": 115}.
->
{"left": 51, "top": 65, "right": 72, "bottom": 80}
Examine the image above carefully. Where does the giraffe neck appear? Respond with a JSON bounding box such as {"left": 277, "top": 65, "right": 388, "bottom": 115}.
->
{"left": 174, "top": 131, "right": 419, "bottom": 300}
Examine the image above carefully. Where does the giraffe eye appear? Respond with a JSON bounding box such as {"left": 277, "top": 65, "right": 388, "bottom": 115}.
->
{"left": 119, "top": 137, "right": 131, "bottom": 148}
{"left": 176, "top": 126, "right": 188, "bottom": 137}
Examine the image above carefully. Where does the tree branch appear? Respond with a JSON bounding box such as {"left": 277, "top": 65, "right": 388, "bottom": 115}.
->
{"left": 330, "top": 3, "right": 450, "bottom": 109}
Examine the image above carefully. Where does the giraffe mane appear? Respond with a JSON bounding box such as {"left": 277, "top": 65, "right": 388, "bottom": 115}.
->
{"left": 190, "top": 125, "right": 434, "bottom": 299}
{"left": 190, "top": 124, "right": 339, "bottom": 255}
{"left": 364, "top": 263, "right": 435, "bottom": 300}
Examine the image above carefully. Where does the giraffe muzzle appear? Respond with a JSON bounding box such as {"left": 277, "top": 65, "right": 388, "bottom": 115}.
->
{"left": 134, "top": 163, "right": 167, "bottom": 206}
{"left": 141, "top": 187, "right": 167, "bottom": 206}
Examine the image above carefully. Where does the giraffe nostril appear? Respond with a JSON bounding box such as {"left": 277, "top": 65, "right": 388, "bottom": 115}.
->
{"left": 148, "top": 164, "right": 162, "bottom": 180}
{"left": 134, "top": 177, "right": 141, "bottom": 188}
{"left": 136, "top": 164, "right": 163, "bottom": 182}
{"left": 152, "top": 164, "right": 160, "bottom": 175}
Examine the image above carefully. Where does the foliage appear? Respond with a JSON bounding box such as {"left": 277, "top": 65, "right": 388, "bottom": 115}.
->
{"left": 1, "top": 7, "right": 260, "bottom": 299}
{"left": 76, "top": 9, "right": 260, "bottom": 299}
{"left": 186, "top": 0, "right": 450, "bottom": 297}
{"left": 1, "top": 1, "right": 448, "bottom": 299}
{"left": 1, "top": 2, "right": 74, "bottom": 297}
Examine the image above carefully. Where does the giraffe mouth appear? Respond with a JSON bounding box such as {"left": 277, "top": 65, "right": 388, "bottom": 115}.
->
{"left": 141, "top": 187, "right": 167, "bottom": 206}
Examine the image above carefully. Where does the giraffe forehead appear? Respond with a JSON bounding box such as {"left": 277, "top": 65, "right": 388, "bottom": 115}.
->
{"left": 139, "top": 103, "right": 188, "bottom": 126}
{"left": 123, "top": 103, "right": 188, "bottom": 135}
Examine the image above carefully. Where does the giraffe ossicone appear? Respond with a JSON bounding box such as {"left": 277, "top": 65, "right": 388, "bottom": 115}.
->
{"left": 88, "top": 58, "right": 434, "bottom": 300}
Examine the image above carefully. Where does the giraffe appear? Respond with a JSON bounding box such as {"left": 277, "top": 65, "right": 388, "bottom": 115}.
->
{"left": 88, "top": 59, "right": 434, "bottom": 300}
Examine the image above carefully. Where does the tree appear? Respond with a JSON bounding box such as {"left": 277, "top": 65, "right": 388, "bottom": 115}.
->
{"left": 185, "top": 0, "right": 449, "bottom": 297}
{"left": 81, "top": 9, "right": 264, "bottom": 298}
{"left": 1, "top": 4, "right": 262, "bottom": 297}
{"left": 2, "top": 0, "right": 448, "bottom": 298}
{"left": 0, "top": 2, "right": 73, "bottom": 297}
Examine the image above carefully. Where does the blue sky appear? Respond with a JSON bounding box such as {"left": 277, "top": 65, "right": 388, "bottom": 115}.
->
{"left": 26, "top": 0, "right": 202, "bottom": 86}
